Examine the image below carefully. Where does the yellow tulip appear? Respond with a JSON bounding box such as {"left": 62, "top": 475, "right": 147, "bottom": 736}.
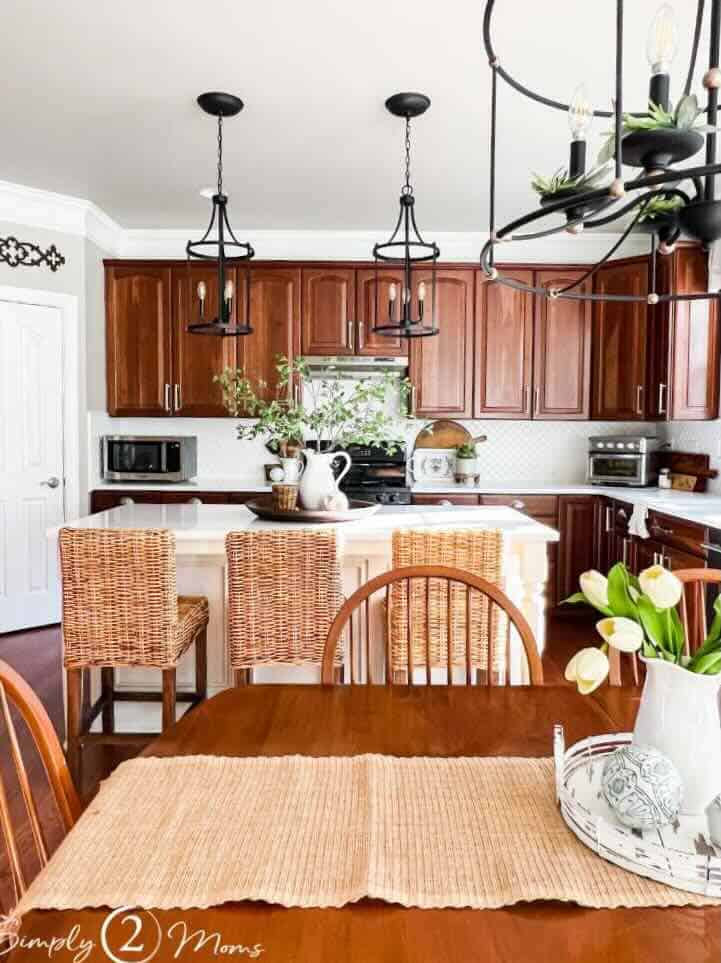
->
{"left": 596, "top": 616, "right": 644, "bottom": 653}
{"left": 579, "top": 570, "right": 609, "bottom": 610}
{"left": 565, "top": 647, "right": 610, "bottom": 694}
{"left": 638, "top": 565, "right": 683, "bottom": 610}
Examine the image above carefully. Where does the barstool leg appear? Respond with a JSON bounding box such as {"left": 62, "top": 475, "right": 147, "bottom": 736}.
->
{"left": 195, "top": 629, "right": 207, "bottom": 701}
{"left": 162, "top": 669, "right": 176, "bottom": 730}
{"left": 101, "top": 668, "right": 115, "bottom": 733}
{"left": 66, "top": 668, "right": 83, "bottom": 794}
{"left": 234, "top": 669, "right": 251, "bottom": 686}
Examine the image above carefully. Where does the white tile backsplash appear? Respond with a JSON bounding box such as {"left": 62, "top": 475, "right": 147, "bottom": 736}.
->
{"left": 89, "top": 411, "right": 659, "bottom": 489}
{"left": 658, "top": 421, "right": 721, "bottom": 494}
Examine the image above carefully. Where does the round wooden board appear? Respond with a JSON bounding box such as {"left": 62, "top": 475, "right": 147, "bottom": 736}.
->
{"left": 245, "top": 496, "right": 380, "bottom": 523}
{"left": 413, "top": 419, "right": 472, "bottom": 450}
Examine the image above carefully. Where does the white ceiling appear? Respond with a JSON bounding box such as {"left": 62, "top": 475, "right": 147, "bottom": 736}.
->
{"left": 0, "top": 0, "right": 710, "bottom": 231}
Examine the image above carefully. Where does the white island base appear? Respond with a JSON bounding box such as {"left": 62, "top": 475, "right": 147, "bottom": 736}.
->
{"left": 52, "top": 503, "right": 559, "bottom": 732}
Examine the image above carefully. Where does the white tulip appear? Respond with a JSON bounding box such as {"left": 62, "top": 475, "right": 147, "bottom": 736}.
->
{"left": 639, "top": 565, "right": 683, "bottom": 610}
{"left": 596, "top": 616, "right": 644, "bottom": 653}
{"left": 565, "top": 647, "right": 610, "bottom": 694}
{"left": 579, "top": 570, "right": 609, "bottom": 610}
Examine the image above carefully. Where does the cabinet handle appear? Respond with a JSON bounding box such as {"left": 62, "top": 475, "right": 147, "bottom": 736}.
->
{"left": 347, "top": 319, "right": 354, "bottom": 351}
{"left": 357, "top": 320, "right": 364, "bottom": 348}
{"left": 187, "top": 497, "right": 202, "bottom": 505}
{"left": 622, "top": 538, "right": 629, "bottom": 565}
{"left": 409, "top": 384, "right": 417, "bottom": 418}
{"left": 119, "top": 496, "right": 135, "bottom": 506}
{"left": 658, "top": 382, "right": 667, "bottom": 415}
{"left": 652, "top": 523, "right": 673, "bottom": 536}
{"left": 439, "top": 499, "right": 452, "bottom": 507}
{"left": 605, "top": 506, "right": 612, "bottom": 533}
{"left": 164, "top": 384, "right": 172, "bottom": 413}
{"left": 512, "top": 499, "right": 525, "bottom": 510}
{"left": 174, "top": 384, "right": 182, "bottom": 412}
{"left": 533, "top": 387, "right": 539, "bottom": 413}
{"left": 636, "top": 384, "right": 643, "bottom": 415}
{"left": 522, "top": 385, "right": 529, "bottom": 412}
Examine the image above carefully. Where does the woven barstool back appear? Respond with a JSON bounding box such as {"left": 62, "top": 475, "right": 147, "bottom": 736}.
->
{"left": 59, "top": 528, "right": 194, "bottom": 669}
{"left": 226, "top": 530, "right": 344, "bottom": 669}
{"left": 391, "top": 528, "right": 505, "bottom": 677}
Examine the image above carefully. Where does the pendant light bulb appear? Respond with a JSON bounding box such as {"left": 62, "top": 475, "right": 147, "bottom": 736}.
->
{"left": 388, "top": 283, "right": 397, "bottom": 302}
{"left": 224, "top": 280, "right": 234, "bottom": 303}
{"left": 567, "top": 85, "right": 592, "bottom": 141}
{"left": 646, "top": 4, "right": 678, "bottom": 74}
{"left": 197, "top": 281, "right": 207, "bottom": 302}
{"left": 418, "top": 281, "right": 427, "bottom": 302}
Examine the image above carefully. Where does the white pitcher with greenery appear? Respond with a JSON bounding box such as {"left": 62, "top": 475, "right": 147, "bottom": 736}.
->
{"left": 565, "top": 562, "right": 721, "bottom": 814}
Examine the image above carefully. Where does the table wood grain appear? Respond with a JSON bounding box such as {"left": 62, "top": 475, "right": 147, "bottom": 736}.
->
{"left": 15, "top": 686, "right": 718, "bottom": 963}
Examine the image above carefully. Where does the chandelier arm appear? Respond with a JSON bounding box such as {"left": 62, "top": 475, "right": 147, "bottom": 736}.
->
{"left": 383, "top": 205, "right": 405, "bottom": 247}
{"left": 556, "top": 207, "right": 647, "bottom": 296}
{"left": 614, "top": 0, "right": 624, "bottom": 181}
{"left": 489, "top": 62, "right": 498, "bottom": 267}
{"left": 584, "top": 187, "right": 691, "bottom": 228}
{"left": 686, "top": 0, "right": 706, "bottom": 96}
{"left": 706, "top": 0, "right": 721, "bottom": 200}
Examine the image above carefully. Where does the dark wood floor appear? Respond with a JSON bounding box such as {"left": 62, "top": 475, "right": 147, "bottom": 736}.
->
{"left": 0, "top": 612, "right": 600, "bottom": 911}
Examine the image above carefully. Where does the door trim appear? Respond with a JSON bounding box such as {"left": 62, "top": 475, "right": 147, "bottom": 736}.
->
{"left": 0, "top": 285, "right": 80, "bottom": 523}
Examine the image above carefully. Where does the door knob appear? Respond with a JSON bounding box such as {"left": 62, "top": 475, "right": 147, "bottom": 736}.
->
{"left": 40, "top": 476, "right": 60, "bottom": 489}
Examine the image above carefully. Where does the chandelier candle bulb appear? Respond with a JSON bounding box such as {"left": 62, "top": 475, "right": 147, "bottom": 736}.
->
{"left": 567, "top": 84, "right": 592, "bottom": 178}
{"left": 224, "top": 280, "right": 234, "bottom": 304}
{"left": 646, "top": 3, "right": 678, "bottom": 111}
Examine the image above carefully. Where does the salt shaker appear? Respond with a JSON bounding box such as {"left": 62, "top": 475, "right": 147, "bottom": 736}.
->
{"left": 658, "top": 468, "right": 671, "bottom": 490}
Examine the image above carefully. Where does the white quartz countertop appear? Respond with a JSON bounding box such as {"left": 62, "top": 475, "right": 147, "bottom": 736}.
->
{"left": 57, "top": 503, "right": 559, "bottom": 545}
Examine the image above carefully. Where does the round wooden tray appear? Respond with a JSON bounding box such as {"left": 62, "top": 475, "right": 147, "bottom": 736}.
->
{"left": 554, "top": 726, "right": 721, "bottom": 897}
{"left": 245, "top": 496, "right": 380, "bottom": 524}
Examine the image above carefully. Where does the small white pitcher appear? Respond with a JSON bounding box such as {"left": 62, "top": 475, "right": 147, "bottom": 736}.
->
{"left": 299, "top": 449, "right": 351, "bottom": 510}
{"left": 280, "top": 457, "right": 304, "bottom": 484}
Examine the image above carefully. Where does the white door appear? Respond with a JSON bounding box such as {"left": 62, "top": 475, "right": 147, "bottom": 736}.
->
{"left": 0, "top": 299, "right": 65, "bottom": 632}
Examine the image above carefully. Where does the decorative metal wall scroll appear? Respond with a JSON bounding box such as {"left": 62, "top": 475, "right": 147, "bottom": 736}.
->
{"left": 0, "top": 235, "right": 65, "bottom": 272}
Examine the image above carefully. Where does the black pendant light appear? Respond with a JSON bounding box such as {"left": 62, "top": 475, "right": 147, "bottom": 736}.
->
{"left": 187, "top": 92, "right": 255, "bottom": 336}
{"left": 372, "top": 92, "right": 440, "bottom": 338}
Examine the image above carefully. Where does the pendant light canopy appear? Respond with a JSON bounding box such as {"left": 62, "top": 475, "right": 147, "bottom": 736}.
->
{"left": 187, "top": 92, "right": 255, "bottom": 336}
{"left": 372, "top": 92, "right": 440, "bottom": 339}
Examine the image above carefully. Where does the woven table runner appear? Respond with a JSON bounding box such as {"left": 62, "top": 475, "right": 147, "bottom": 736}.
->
{"left": 19, "top": 754, "right": 717, "bottom": 913}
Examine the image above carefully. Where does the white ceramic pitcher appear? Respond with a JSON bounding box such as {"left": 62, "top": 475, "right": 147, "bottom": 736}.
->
{"left": 299, "top": 449, "right": 351, "bottom": 510}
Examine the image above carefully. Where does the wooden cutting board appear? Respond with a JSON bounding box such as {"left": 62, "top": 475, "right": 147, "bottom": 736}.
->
{"left": 413, "top": 420, "right": 472, "bottom": 450}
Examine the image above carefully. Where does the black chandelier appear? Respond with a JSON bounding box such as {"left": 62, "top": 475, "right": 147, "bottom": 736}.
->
{"left": 372, "top": 92, "right": 440, "bottom": 338}
{"left": 187, "top": 92, "right": 255, "bottom": 336}
{"left": 481, "top": 0, "right": 721, "bottom": 305}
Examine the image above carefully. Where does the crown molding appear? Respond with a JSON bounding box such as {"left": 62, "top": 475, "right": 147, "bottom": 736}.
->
{"left": 0, "top": 178, "right": 649, "bottom": 262}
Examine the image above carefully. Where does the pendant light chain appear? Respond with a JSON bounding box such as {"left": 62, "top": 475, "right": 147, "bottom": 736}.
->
{"left": 217, "top": 115, "right": 224, "bottom": 196}
{"left": 402, "top": 117, "right": 413, "bottom": 196}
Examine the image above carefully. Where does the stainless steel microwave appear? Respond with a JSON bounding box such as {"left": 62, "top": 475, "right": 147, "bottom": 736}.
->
{"left": 587, "top": 435, "right": 662, "bottom": 487}
{"left": 101, "top": 436, "right": 198, "bottom": 483}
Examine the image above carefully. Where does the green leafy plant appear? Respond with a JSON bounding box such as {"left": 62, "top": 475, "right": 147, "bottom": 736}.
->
{"left": 637, "top": 193, "right": 684, "bottom": 222}
{"left": 530, "top": 162, "right": 613, "bottom": 199}
{"left": 215, "top": 356, "right": 411, "bottom": 453}
{"left": 597, "top": 94, "right": 718, "bottom": 165}
{"left": 456, "top": 443, "right": 477, "bottom": 459}
{"left": 563, "top": 562, "right": 721, "bottom": 694}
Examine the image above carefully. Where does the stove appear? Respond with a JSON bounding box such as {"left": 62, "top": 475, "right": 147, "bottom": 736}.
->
{"left": 340, "top": 444, "right": 411, "bottom": 506}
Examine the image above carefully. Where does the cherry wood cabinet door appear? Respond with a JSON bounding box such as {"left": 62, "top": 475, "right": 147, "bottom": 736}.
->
{"left": 301, "top": 268, "right": 356, "bottom": 355}
{"left": 355, "top": 268, "right": 407, "bottom": 357}
{"left": 171, "top": 266, "right": 238, "bottom": 417}
{"left": 474, "top": 271, "right": 533, "bottom": 418}
{"left": 591, "top": 259, "right": 648, "bottom": 420}
{"left": 409, "top": 270, "right": 474, "bottom": 418}
{"left": 533, "top": 270, "right": 591, "bottom": 419}
{"left": 106, "top": 264, "right": 173, "bottom": 416}
{"left": 557, "top": 495, "right": 596, "bottom": 604}
{"left": 237, "top": 267, "right": 301, "bottom": 408}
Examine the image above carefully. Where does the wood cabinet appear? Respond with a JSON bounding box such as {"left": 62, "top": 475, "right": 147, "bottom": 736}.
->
{"left": 171, "top": 266, "right": 237, "bottom": 417}
{"left": 474, "top": 269, "right": 591, "bottom": 420}
{"left": 533, "top": 270, "right": 592, "bottom": 419}
{"left": 355, "top": 269, "right": 407, "bottom": 357}
{"left": 300, "top": 268, "right": 356, "bottom": 355}
{"left": 474, "top": 271, "right": 533, "bottom": 418}
{"left": 411, "top": 494, "right": 480, "bottom": 506}
{"left": 647, "top": 246, "right": 720, "bottom": 420}
{"left": 106, "top": 264, "right": 173, "bottom": 416}
{"left": 409, "top": 269, "right": 474, "bottom": 418}
{"left": 90, "top": 490, "right": 258, "bottom": 512}
{"left": 591, "top": 259, "right": 649, "bottom": 419}
{"left": 557, "top": 496, "right": 596, "bottom": 603}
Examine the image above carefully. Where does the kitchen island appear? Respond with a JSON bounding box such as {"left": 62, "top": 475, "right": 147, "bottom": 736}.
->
{"left": 52, "top": 503, "right": 558, "bottom": 730}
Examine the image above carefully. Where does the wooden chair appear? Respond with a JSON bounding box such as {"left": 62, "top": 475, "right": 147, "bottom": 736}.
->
{"left": 58, "top": 528, "right": 208, "bottom": 790}
{"left": 226, "top": 530, "right": 344, "bottom": 685}
{"left": 609, "top": 568, "right": 721, "bottom": 685}
{"left": 0, "top": 660, "right": 80, "bottom": 913}
{"left": 321, "top": 565, "right": 543, "bottom": 685}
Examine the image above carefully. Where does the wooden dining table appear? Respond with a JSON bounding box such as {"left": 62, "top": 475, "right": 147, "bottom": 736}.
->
{"left": 14, "top": 685, "right": 719, "bottom": 963}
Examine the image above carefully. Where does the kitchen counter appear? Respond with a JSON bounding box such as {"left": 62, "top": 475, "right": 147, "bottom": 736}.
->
{"left": 52, "top": 504, "right": 556, "bottom": 724}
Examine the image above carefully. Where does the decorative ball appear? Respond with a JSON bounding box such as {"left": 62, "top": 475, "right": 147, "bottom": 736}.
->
{"left": 659, "top": 241, "right": 676, "bottom": 256}
{"left": 269, "top": 467, "right": 285, "bottom": 482}
{"left": 566, "top": 222, "right": 584, "bottom": 235}
{"left": 704, "top": 67, "right": 721, "bottom": 90}
{"left": 609, "top": 178, "right": 625, "bottom": 198}
{"left": 602, "top": 744, "right": 682, "bottom": 830}
{"left": 647, "top": 293, "right": 660, "bottom": 305}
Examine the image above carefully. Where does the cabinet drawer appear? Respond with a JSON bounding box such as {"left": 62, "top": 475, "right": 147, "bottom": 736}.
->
{"left": 646, "top": 511, "right": 708, "bottom": 559}
{"left": 411, "top": 494, "right": 481, "bottom": 506}
{"left": 480, "top": 494, "right": 558, "bottom": 520}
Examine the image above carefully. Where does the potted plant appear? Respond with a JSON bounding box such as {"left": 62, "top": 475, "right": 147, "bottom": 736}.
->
{"left": 455, "top": 443, "right": 478, "bottom": 477}
{"left": 215, "top": 356, "right": 410, "bottom": 508}
{"left": 564, "top": 562, "right": 721, "bottom": 813}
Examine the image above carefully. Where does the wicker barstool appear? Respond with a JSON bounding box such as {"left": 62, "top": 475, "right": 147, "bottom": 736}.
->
{"left": 225, "top": 530, "right": 344, "bottom": 684}
{"left": 58, "top": 528, "right": 209, "bottom": 789}
{"left": 390, "top": 528, "right": 507, "bottom": 683}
